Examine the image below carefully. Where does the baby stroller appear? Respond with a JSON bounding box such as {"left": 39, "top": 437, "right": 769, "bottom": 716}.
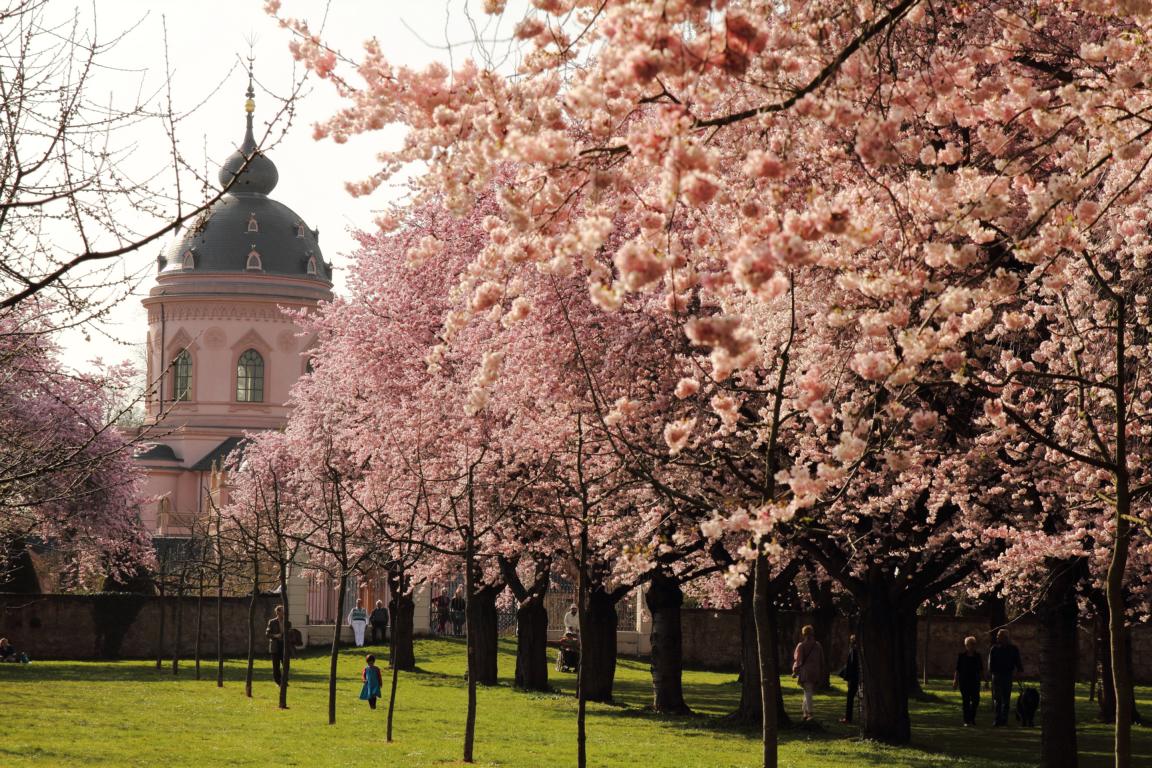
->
{"left": 556, "top": 631, "right": 580, "bottom": 673}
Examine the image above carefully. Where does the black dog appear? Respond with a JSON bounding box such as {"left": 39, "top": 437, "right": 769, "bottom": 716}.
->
{"left": 1016, "top": 687, "right": 1040, "bottom": 726}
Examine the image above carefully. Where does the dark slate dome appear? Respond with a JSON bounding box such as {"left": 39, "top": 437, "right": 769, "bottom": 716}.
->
{"left": 158, "top": 77, "right": 331, "bottom": 283}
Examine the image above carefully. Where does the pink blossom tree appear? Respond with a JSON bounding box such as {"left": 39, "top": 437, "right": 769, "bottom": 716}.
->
{"left": 0, "top": 306, "right": 150, "bottom": 588}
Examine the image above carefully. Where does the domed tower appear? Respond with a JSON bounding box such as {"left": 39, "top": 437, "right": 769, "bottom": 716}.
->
{"left": 135, "top": 71, "right": 333, "bottom": 536}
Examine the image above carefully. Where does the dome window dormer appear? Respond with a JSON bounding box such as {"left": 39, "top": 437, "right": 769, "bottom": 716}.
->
{"left": 296, "top": 221, "right": 306, "bottom": 238}
{"left": 306, "top": 253, "right": 318, "bottom": 275}
{"left": 247, "top": 212, "right": 259, "bottom": 232}
{"left": 246, "top": 247, "right": 262, "bottom": 271}
{"left": 181, "top": 249, "right": 195, "bottom": 270}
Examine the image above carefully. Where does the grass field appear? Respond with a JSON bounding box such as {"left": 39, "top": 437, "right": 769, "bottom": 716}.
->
{"left": 0, "top": 638, "right": 1149, "bottom": 767}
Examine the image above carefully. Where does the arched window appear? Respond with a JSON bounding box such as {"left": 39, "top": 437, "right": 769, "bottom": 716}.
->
{"left": 247, "top": 212, "right": 259, "bottom": 232}
{"left": 172, "top": 349, "right": 192, "bottom": 401}
{"left": 296, "top": 221, "right": 306, "bottom": 238}
{"left": 306, "top": 254, "right": 318, "bottom": 275}
{"left": 236, "top": 349, "right": 264, "bottom": 402}
{"left": 246, "top": 248, "right": 262, "bottom": 270}
{"left": 181, "top": 249, "right": 195, "bottom": 269}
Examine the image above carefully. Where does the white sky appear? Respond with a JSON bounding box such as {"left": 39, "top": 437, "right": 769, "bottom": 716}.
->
{"left": 56, "top": 0, "right": 522, "bottom": 371}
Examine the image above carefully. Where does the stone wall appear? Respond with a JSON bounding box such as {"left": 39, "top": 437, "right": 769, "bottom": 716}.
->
{"left": 681, "top": 609, "right": 1152, "bottom": 684}
{"left": 0, "top": 592, "right": 280, "bottom": 660}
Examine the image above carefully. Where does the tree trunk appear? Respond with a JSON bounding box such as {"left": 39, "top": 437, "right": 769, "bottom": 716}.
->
{"left": 766, "top": 601, "right": 792, "bottom": 729}
{"left": 1107, "top": 499, "right": 1133, "bottom": 768}
{"left": 245, "top": 563, "right": 258, "bottom": 699}
{"left": 388, "top": 570, "right": 416, "bottom": 672}
{"left": 733, "top": 579, "right": 791, "bottom": 728}
{"left": 154, "top": 585, "right": 166, "bottom": 671}
{"left": 646, "top": 572, "right": 690, "bottom": 714}
{"left": 277, "top": 566, "right": 290, "bottom": 710}
{"left": 858, "top": 580, "right": 911, "bottom": 744}
{"left": 193, "top": 578, "right": 204, "bottom": 680}
{"left": 463, "top": 545, "right": 478, "bottom": 764}
{"left": 1036, "top": 557, "right": 1083, "bottom": 768}
{"left": 515, "top": 592, "right": 549, "bottom": 691}
{"left": 171, "top": 576, "right": 184, "bottom": 676}
{"left": 328, "top": 573, "right": 348, "bottom": 725}
{"left": 807, "top": 576, "right": 837, "bottom": 691}
{"left": 901, "top": 609, "right": 923, "bottom": 697}
{"left": 216, "top": 565, "right": 224, "bottom": 688}
{"left": 581, "top": 586, "right": 619, "bottom": 704}
{"left": 987, "top": 593, "right": 1008, "bottom": 636}
{"left": 470, "top": 584, "right": 501, "bottom": 686}
{"left": 386, "top": 644, "right": 400, "bottom": 742}
{"left": 753, "top": 554, "right": 779, "bottom": 768}
{"left": 1093, "top": 594, "right": 1116, "bottom": 723}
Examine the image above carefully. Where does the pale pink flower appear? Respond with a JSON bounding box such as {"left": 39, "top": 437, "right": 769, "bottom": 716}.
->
{"left": 663, "top": 418, "right": 696, "bottom": 455}
{"left": 674, "top": 378, "right": 700, "bottom": 399}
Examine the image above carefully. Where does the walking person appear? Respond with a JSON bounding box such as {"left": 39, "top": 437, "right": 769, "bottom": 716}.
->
{"left": 348, "top": 599, "right": 369, "bottom": 647}
{"left": 839, "top": 634, "right": 860, "bottom": 724}
{"left": 987, "top": 628, "right": 1023, "bottom": 726}
{"left": 359, "top": 653, "right": 383, "bottom": 709}
{"left": 266, "top": 605, "right": 292, "bottom": 686}
{"left": 369, "top": 600, "right": 389, "bottom": 645}
{"left": 954, "top": 635, "right": 983, "bottom": 726}
{"left": 792, "top": 624, "right": 826, "bottom": 722}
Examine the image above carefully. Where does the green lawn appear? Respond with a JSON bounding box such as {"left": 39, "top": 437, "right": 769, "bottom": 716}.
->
{"left": 0, "top": 638, "right": 1148, "bottom": 767}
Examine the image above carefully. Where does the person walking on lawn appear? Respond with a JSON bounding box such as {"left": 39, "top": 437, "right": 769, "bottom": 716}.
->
{"left": 359, "top": 654, "right": 383, "bottom": 710}
{"left": 792, "top": 624, "right": 826, "bottom": 722}
{"left": 954, "top": 635, "right": 984, "bottom": 726}
{"left": 987, "top": 629, "right": 1023, "bottom": 726}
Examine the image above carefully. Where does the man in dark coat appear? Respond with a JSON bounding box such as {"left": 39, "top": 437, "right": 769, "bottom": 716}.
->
{"left": 266, "top": 605, "right": 292, "bottom": 686}
{"left": 988, "top": 628, "right": 1024, "bottom": 726}
{"left": 370, "top": 600, "right": 390, "bottom": 644}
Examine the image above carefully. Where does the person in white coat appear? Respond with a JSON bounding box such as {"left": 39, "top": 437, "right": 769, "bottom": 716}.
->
{"left": 563, "top": 604, "right": 579, "bottom": 635}
{"left": 348, "top": 599, "right": 368, "bottom": 647}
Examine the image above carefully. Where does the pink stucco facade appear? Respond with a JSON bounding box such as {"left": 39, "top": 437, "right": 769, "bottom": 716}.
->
{"left": 135, "top": 271, "right": 330, "bottom": 535}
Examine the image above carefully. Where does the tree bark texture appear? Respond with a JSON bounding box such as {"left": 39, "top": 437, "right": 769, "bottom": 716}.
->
{"left": 901, "top": 610, "right": 923, "bottom": 697}
{"left": 1036, "top": 557, "right": 1083, "bottom": 768}
{"left": 469, "top": 583, "right": 501, "bottom": 686}
{"left": 858, "top": 582, "right": 912, "bottom": 744}
{"left": 753, "top": 554, "right": 780, "bottom": 768}
{"left": 244, "top": 568, "right": 258, "bottom": 699}
{"left": 515, "top": 595, "right": 550, "bottom": 691}
{"left": 171, "top": 576, "right": 184, "bottom": 676}
{"left": 646, "top": 572, "right": 690, "bottom": 714}
{"left": 581, "top": 586, "right": 620, "bottom": 704}
{"left": 194, "top": 580, "right": 203, "bottom": 680}
{"left": 807, "top": 576, "right": 837, "bottom": 691}
{"left": 328, "top": 574, "right": 348, "bottom": 725}
{"left": 388, "top": 582, "right": 416, "bottom": 672}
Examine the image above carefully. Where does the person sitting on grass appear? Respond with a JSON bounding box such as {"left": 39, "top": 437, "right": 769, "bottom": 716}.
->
{"left": 0, "top": 637, "right": 17, "bottom": 662}
{"left": 360, "top": 654, "right": 383, "bottom": 710}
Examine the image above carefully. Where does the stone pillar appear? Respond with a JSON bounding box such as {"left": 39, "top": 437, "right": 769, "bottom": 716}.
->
{"left": 412, "top": 582, "right": 432, "bottom": 636}
{"left": 637, "top": 585, "right": 653, "bottom": 655}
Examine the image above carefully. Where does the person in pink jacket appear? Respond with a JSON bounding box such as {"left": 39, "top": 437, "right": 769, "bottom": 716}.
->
{"left": 792, "top": 624, "right": 826, "bottom": 721}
